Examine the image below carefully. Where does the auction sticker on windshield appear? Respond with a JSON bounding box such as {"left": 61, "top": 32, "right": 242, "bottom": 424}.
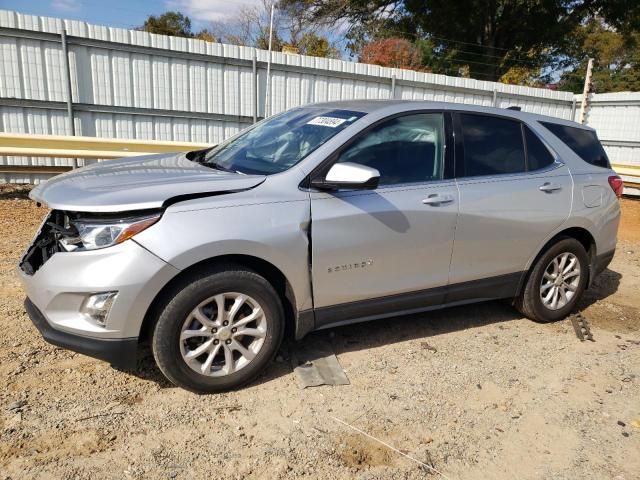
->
{"left": 307, "top": 116, "right": 348, "bottom": 128}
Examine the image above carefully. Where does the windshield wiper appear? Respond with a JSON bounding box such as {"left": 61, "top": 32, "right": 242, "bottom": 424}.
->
{"left": 203, "top": 161, "right": 246, "bottom": 175}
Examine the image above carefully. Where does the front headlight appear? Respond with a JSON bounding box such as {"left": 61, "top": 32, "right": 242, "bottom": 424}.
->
{"left": 63, "top": 213, "right": 161, "bottom": 251}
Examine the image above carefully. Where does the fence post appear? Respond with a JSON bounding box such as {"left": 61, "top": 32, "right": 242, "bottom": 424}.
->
{"left": 390, "top": 74, "right": 396, "bottom": 99}
{"left": 579, "top": 58, "right": 594, "bottom": 124}
{"left": 252, "top": 50, "right": 258, "bottom": 123}
{"left": 60, "top": 28, "right": 78, "bottom": 168}
{"left": 492, "top": 89, "right": 498, "bottom": 107}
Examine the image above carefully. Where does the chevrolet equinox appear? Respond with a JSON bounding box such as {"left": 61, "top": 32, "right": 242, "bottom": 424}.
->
{"left": 18, "top": 101, "right": 622, "bottom": 393}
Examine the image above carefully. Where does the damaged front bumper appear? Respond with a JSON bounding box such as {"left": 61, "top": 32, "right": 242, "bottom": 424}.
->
{"left": 24, "top": 298, "right": 139, "bottom": 369}
{"left": 17, "top": 211, "right": 180, "bottom": 365}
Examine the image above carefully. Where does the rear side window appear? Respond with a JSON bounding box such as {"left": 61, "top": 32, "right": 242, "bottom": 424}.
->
{"left": 540, "top": 122, "right": 610, "bottom": 168}
{"left": 524, "top": 126, "right": 555, "bottom": 171}
{"left": 459, "top": 114, "right": 525, "bottom": 177}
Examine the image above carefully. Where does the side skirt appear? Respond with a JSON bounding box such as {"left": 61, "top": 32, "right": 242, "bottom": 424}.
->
{"left": 298, "top": 272, "right": 524, "bottom": 337}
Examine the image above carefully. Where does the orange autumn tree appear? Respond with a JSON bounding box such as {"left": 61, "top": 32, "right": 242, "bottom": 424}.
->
{"left": 359, "top": 38, "right": 423, "bottom": 70}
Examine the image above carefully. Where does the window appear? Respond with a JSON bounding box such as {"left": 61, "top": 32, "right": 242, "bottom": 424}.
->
{"left": 540, "top": 122, "right": 610, "bottom": 168}
{"left": 337, "top": 113, "right": 445, "bottom": 186}
{"left": 204, "top": 107, "right": 366, "bottom": 175}
{"left": 524, "top": 126, "right": 555, "bottom": 171}
{"left": 459, "top": 114, "right": 525, "bottom": 177}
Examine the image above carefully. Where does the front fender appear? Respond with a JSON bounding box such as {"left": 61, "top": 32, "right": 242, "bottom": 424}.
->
{"left": 133, "top": 199, "right": 313, "bottom": 312}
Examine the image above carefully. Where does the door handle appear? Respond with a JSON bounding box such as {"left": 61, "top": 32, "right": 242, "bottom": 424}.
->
{"left": 539, "top": 182, "right": 562, "bottom": 193}
{"left": 422, "top": 194, "right": 454, "bottom": 206}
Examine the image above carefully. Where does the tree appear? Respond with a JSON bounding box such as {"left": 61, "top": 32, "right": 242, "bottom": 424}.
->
{"left": 140, "top": 11, "right": 194, "bottom": 37}
{"left": 559, "top": 19, "right": 640, "bottom": 92}
{"left": 281, "top": 0, "right": 640, "bottom": 82}
{"left": 194, "top": 30, "right": 217, "bottom": 43}
{"left": 139, "top": 11, "right": 217, "bottom": 42}
{"left": 298, "top": 32, "right": 340, "bottom": 57}
{"left": 359, "top": 38, "right": 422, "bottom": 69}
{"left": 208, "top": 0, "right": 338, "bottom": 58}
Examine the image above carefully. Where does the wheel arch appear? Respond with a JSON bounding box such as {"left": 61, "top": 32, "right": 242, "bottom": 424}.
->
{"left": 139, "top": 254, "right": 301, "bottom": 343}
{"left": 519, "top": 226, "right": 597, "bottom": 297}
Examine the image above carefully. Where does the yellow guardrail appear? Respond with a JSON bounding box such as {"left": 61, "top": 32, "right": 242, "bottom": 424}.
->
{"left": 612, "top": 163, "right": 640, "bottom": 177}
{"left": 612, "top": 163, "right": 640, "bottom": 190}
{"left": 0, "top": 133, "right": 210, "bottom": 159}
{"left": 0, "top": 133, "right": 638, "bottom": 191}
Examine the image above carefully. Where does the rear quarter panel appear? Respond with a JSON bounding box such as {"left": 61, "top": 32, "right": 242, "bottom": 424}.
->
{"left": 569, "top": 171, "right": 621, "bottom": 256}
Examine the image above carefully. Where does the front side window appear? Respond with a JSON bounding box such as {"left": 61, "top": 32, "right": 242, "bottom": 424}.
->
{"left": 204, "top": 107, "right": 366, "bottom": 175}
{"left": 337, "top": 113, "right": 445, "bottom": 186}
{"left": 459, "top": 114, "right": 526, "bottom": 177}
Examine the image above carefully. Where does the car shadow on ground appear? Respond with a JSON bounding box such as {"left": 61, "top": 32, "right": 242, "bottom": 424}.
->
{"left": 579, "top": 267, "right": 622, "bottom": 310}
{"left": 0, "top": 186, "right": 32, "bottom": 200}
{"left": 120, "top": 267, "right": 622, "bottom": 391}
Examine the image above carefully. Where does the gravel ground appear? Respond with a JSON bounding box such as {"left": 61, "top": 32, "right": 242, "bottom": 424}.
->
{"left": 0, "top": 185, "right": 639, "bottom": 480}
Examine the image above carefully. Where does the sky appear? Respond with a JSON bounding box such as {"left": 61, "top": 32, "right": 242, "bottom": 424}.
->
{"left": 0, "top": 0, "right": 264, "bottom": 31}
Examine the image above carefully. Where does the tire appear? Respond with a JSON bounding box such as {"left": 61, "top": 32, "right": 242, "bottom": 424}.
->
{"left": 152, "top": 265, "right": 285, "bottom": 393}
{"left": 516, "top": 237, "right": 589, "bottom": 323}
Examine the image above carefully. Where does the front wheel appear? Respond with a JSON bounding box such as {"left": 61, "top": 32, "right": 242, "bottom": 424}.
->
{"left": 516, "top": 238, "right": 589, "bottom": 323}
{"left": 152, "top": 267, "right": 285, "bottom": 393}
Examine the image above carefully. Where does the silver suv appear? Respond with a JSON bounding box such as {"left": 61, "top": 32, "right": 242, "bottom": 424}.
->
{"left": 18, "top": 101, "right": 622, "bottom": 393}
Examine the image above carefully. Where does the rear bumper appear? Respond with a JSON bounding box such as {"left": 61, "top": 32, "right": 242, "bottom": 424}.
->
{"left": 593, "top": 249, "right": 615, "bottom": 278}
{"left": 25, "top": 297, "right": 138, "bottom": 369}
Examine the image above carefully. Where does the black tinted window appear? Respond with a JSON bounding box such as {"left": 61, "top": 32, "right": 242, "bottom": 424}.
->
{"left": 460, "top": 114, "right": 525, "bottom": 176}
{"left": 540, "top": 122, "right": 610, "bottom": 168}
{"left": 524, "top": 126, "right": 555, "bottom": 171}
{"left": 338, "top": 113, "right": 444, "bottom": 185}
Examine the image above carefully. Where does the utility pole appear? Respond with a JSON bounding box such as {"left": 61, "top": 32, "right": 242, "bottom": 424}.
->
{"left": 61, "top": 28, "right": 79, "bottom": 168}
{"left": 264, "top": 3, "right": 275, "bottom": 118}
{"left": 578, "top": 58, "right": 594, "bottom": 124}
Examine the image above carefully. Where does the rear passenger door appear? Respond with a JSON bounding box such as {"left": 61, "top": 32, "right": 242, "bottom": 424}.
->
{"left": 448, "top": 113, "right": 572, "bottom": 297}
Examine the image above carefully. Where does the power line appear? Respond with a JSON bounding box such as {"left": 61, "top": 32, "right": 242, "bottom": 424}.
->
{"left": 438, "top": 46, "right": 542, "bottom": 66}
{"left": 439, "top": 56, "right": 540, "bottom": 71}
{"left": 428, "top": 33, "right": 534, "bottom": 54}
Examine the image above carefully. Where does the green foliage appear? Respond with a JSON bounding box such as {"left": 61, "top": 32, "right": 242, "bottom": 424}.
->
{"left": 297, "top": 32, "right": 340, "bottom": 58}
{"left": 139, "top": 11, "right": 216, "bottom": 42}
{"left": 559, "top": 19, "right": 640, "bottom": 92}
{"left": 281, "top": 0, "right": 640, "bottom": 90}
{"left": 140, "top": 11, "right": 194, "bottom": 37}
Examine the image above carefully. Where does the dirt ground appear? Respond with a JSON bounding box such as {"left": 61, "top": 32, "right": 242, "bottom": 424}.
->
{"left": 0, "top": 185, "right": 639, "bottom": 480}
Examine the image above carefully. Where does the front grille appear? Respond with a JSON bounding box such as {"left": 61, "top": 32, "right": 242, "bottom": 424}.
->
{"left": 20, "top": 211, "right": 69, "bottom": 275}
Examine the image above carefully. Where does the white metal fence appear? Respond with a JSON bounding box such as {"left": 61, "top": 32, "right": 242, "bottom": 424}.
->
{"left": 580, "top": 92, "right": 640, "bottom": 166}
{"left": 0, "top": 9, "right": 637, "bottom": 184}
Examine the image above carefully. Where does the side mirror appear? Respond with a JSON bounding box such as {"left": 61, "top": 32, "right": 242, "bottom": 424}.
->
{"left": 311, "top": 162, "right": 380, "bottom": 191}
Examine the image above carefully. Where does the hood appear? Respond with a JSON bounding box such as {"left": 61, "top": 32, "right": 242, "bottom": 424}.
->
{"left": 30, "top": 153, "right": 266, "bottom": 212}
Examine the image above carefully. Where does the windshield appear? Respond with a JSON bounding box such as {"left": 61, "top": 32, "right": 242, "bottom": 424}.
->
{"left": 203, "top": 107, "right": 366, "bottom": 175}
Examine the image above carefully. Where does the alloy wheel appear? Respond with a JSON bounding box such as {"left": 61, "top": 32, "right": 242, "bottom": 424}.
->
{"left": 179, "top": 292, "right": 267, "bottom": 376}
{"left": 539, "top": 252, "right": 581, "bottom": 311}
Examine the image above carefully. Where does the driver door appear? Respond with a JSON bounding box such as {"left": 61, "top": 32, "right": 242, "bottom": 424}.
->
{"left": 309, "top": 112, "right": 459, "bottom": 327}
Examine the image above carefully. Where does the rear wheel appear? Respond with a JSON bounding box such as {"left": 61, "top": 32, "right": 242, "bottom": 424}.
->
{"left": 152, "top": 267, "right": 284, "bottom": 393}
{"left": 516, "top": 238, "right": 589, "bottom": 323}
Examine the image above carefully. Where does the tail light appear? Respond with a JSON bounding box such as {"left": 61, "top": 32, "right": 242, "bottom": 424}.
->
{"left": 608, "top": 175, "right": 624, "bottom": 199}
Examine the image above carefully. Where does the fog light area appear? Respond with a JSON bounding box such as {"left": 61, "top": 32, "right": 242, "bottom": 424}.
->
{"left": 80, "top": 292, "right": 118, "bottom": 327}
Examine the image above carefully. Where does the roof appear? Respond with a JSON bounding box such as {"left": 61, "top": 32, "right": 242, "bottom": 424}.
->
{"left": 308, "top": 99, "right": 590, "bottom": 130}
